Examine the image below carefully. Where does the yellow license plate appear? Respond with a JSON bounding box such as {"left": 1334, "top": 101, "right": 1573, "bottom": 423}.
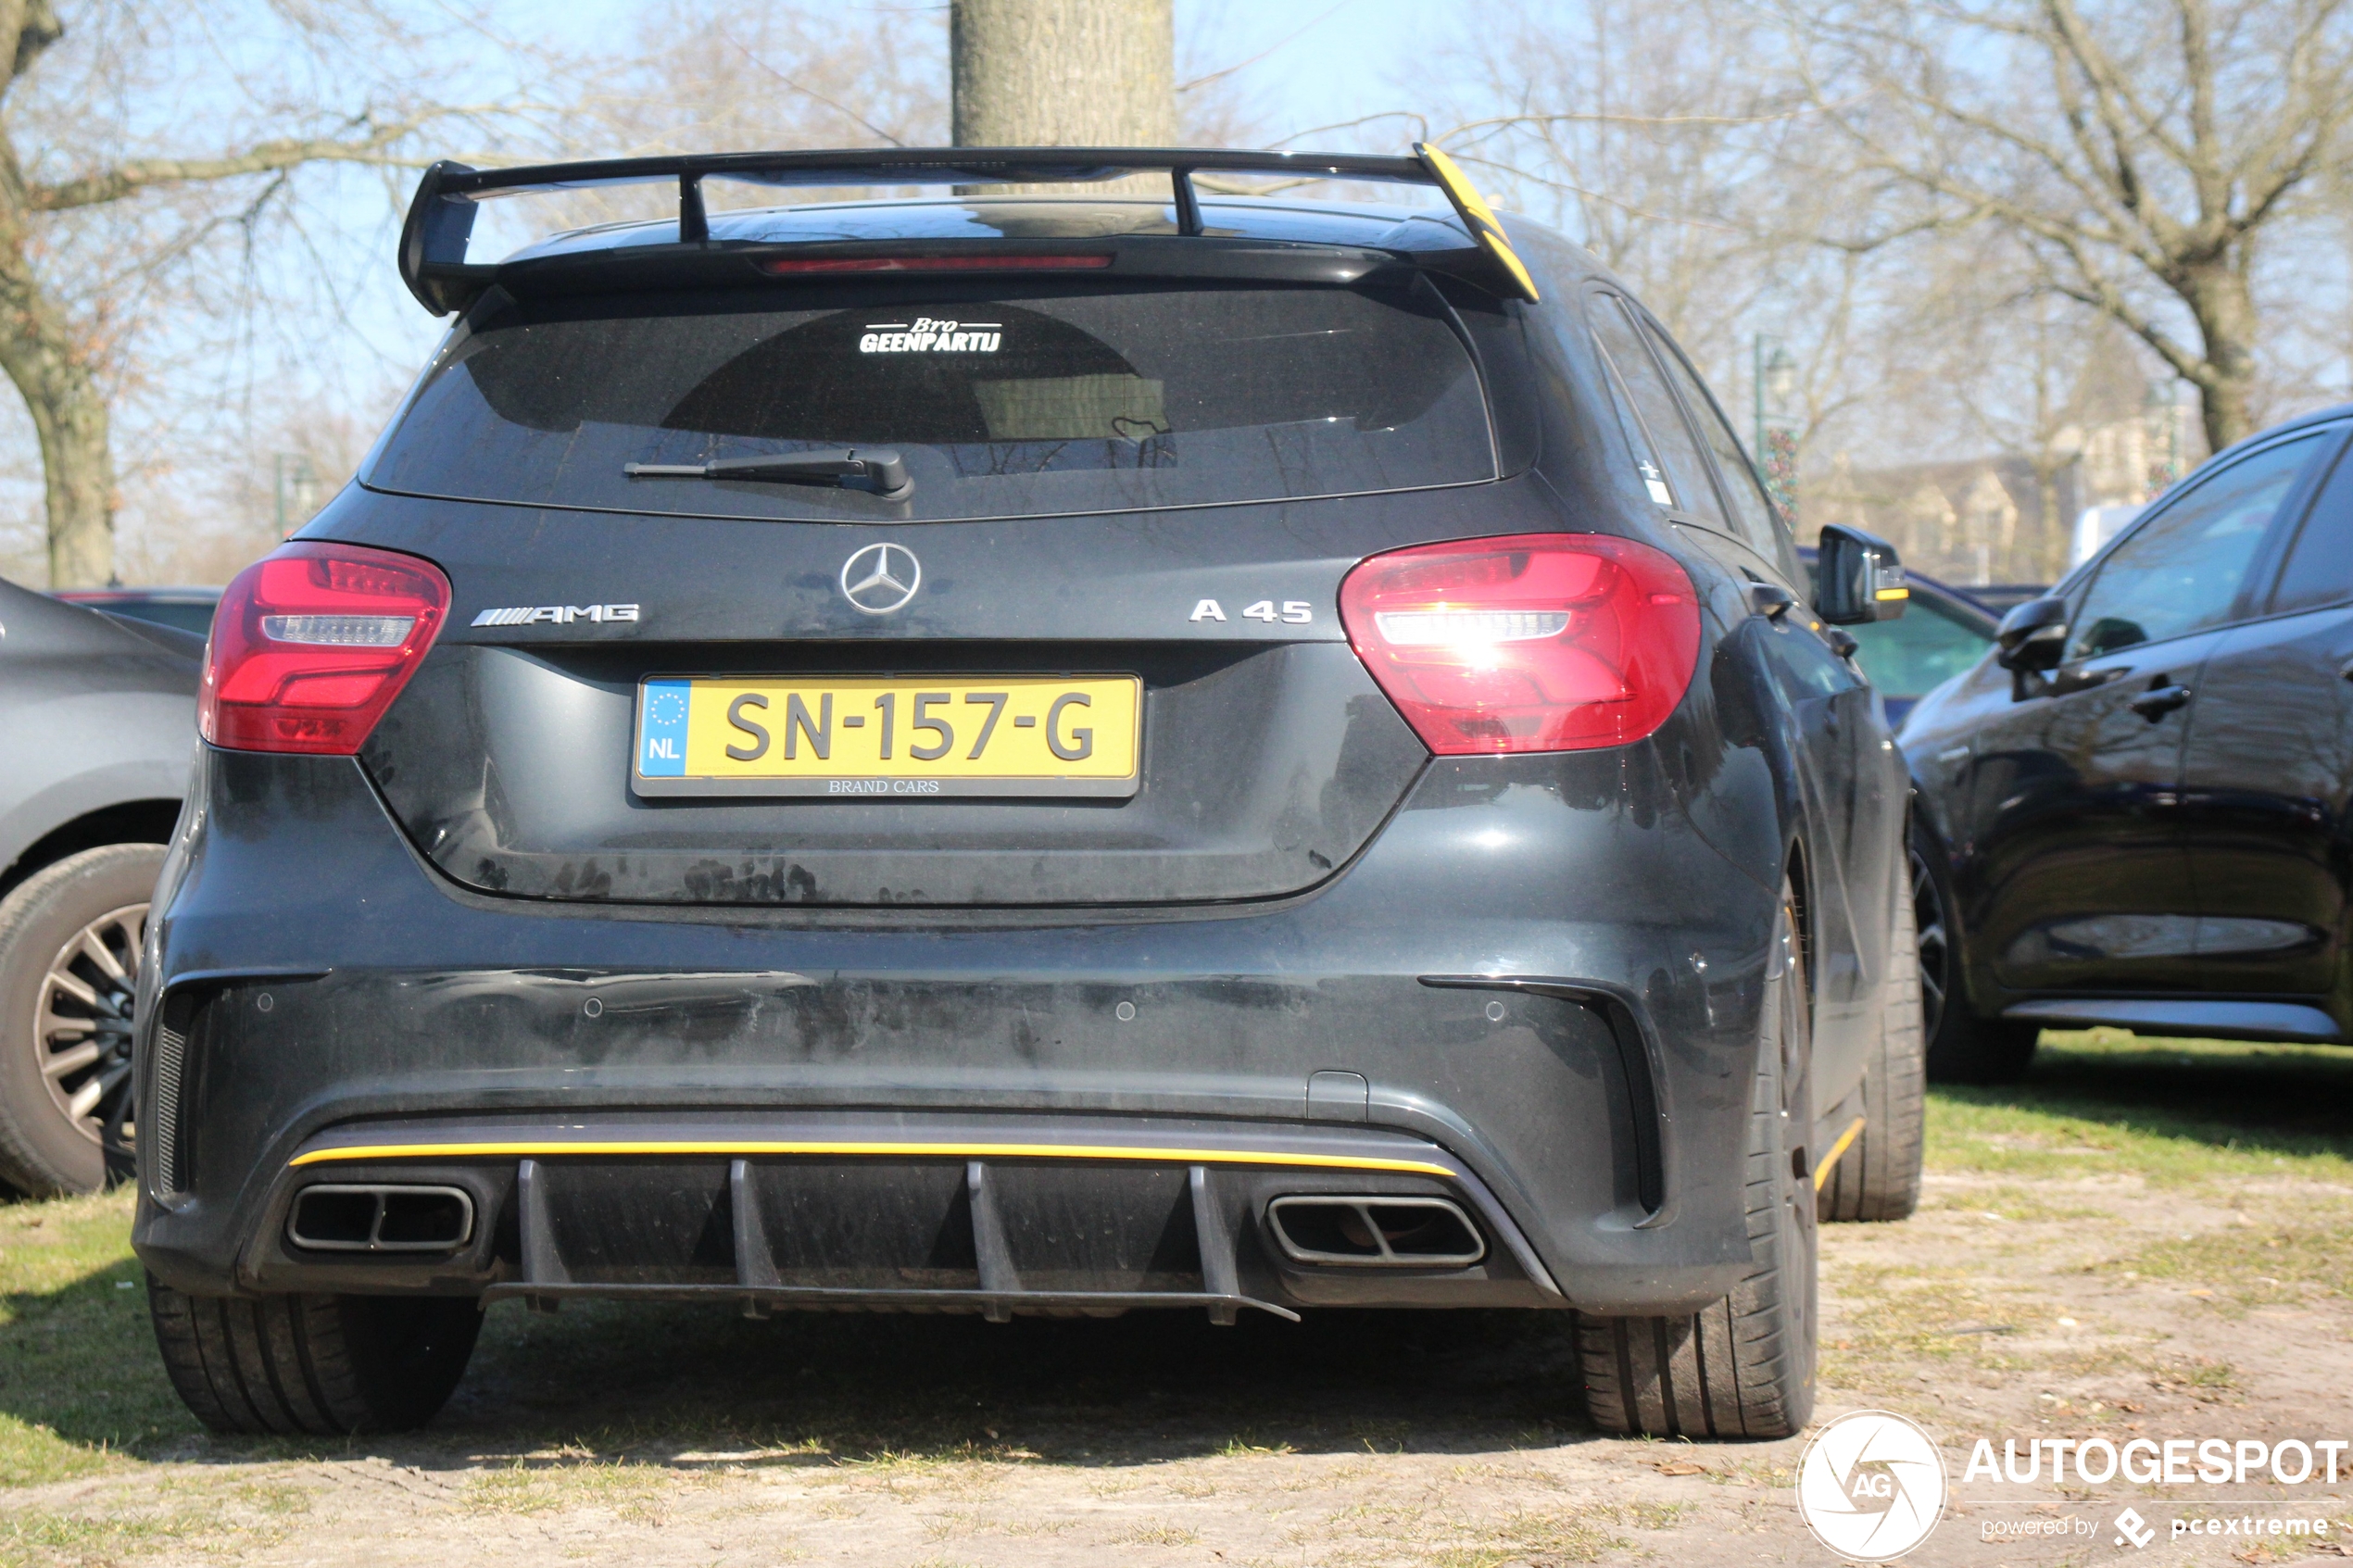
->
{"left": 633, "top": 675, "right": 1141, "bottom": 798}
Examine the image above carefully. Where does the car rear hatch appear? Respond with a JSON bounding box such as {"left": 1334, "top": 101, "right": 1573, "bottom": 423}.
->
{"left": 341, "top": 178, "right": 1545, "bottom": 908}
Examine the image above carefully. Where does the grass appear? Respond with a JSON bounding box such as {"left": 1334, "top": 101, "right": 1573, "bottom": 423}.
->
{"left": 1926, "top": 1030, "right": 2353, "bottom": 1187}
{"left": 2125, "top": 1202, "right": 2353, "bottom": 1308}
{"left": 1432, "top": 1505, "right": 1634, "bottom": 1566}
{"left": 1919, "top": 1185, "right": 2110, "bottom": 1223}
{"left": 0, "top": 1476, "right": 312, "bottom": 1568}
{"left": 0, "top": 1190, "right": 195, "bottom": 1486}
{"left": 459, "top": 1454, "right": 679, "bottom": 1518}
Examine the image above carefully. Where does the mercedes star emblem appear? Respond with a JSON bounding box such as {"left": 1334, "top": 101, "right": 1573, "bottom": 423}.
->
{"left": 839, "top": 542, "right": 922, "bottom": 615}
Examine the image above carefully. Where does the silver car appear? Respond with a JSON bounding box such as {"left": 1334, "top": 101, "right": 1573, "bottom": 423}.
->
{"left": 0, "top": 578, "right": 198, "bottom": 1193}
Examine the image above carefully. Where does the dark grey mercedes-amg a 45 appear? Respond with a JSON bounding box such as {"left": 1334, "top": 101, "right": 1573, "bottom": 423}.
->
{"left": 132, "top": 146, "right": 1923, "bottom": 1440}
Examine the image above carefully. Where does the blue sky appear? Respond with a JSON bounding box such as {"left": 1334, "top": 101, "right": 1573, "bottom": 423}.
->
{"left": 506, "top": 0, "right": 1445, "bottom": 150}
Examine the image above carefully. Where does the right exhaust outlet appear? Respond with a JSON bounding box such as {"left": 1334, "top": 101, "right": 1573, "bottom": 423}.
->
{"left": 1265, "top": 1196, "right": 1486, "bottom": 1268}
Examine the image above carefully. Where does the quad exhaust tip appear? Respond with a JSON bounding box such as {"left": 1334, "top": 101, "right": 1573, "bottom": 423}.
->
{"left": 1264, "top": 1195, "right": 1486, "bottom": 1268}
{"left": 288, "top": 1185, "right": 474, "bottom": 1253}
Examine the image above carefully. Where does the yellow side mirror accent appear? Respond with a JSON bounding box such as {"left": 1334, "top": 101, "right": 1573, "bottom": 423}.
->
{"left": 1414, "top": 144, "right": 1540, "bottom": 303}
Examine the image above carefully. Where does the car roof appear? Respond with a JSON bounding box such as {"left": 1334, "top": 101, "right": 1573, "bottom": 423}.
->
{"left": 508, "top": 194, "right": 1478, "bottom": 268}
{"left": 2206, "top": 402, "right": 2353, "bottom": 465}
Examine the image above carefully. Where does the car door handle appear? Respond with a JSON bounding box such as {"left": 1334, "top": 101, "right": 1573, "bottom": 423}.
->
{"left": 1743, "top": 581, "right": 1797, "bottom": 621}
{"left": 2128, "top": 684, "right": 2192, "bottom": 721}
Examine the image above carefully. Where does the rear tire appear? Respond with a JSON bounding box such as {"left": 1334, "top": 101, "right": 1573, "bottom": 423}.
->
{"left": 0, "top": 844, "right": 166, "bottom": 1196}
{"left": 1575, "top": 883, "right": 1817, "bottom": 1439}
{"left": 1911, "top": 826, "right": 2041, "bottom": 1085}
{"left": 147, "top": 1275, "right": 482, "bottom": 1435}
{"left": 1818, "top": 862, "right": 1926, "bottom": 1223}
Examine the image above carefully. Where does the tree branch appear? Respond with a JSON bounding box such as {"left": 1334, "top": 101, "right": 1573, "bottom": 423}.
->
{"left": 28, "top": 121, "right": 438, "bottom": 211}
{"left": 7, "top": 0, "right": 59, "bottom": 92}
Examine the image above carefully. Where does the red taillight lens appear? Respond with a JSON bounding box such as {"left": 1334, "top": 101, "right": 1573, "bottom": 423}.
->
{"left": 1339, "top": 533, "right": 1701, "bottom": 755}
{"left": 201, "top": 542, "right": 450, "bottom": 755}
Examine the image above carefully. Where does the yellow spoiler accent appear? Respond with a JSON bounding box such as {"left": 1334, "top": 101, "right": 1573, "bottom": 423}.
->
{"left": 1415, "top": 144, "right": 1539, "bottom": 303}
{"left": 290, "top": 1138, "right": 1455, "bottom": 1177}
{"left": 1813, "top": 1116, "right": 1868, "bottom": 1191}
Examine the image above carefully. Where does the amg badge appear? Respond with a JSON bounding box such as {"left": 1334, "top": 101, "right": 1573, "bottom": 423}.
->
{"left": 470, "top": 603, "right": 640, "bottom": 627}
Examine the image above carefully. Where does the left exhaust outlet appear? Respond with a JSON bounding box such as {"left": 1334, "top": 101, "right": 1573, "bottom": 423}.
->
{"left": 287, "top": 1185, "right": 475, "bottom": 1252}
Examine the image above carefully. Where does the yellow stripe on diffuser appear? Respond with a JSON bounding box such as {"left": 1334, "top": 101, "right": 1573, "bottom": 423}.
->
{"left": 289, "top": 1138, "right": 1455, "bottom": 1176}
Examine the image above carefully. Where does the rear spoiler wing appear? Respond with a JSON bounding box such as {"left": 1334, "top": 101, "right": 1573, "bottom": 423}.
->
{"left": 396, "top": 144, "right": 1539, "bottom": 315}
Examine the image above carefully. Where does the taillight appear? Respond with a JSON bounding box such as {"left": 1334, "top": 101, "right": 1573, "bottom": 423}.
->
{"left": 201, "top": 542, "right": 450, "bottom": 755}
{"left": 1339, "top": 533, "right": 1700, "bottom": 755}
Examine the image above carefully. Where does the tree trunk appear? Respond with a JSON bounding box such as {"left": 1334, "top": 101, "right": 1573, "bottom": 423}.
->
{"left": 0, "top": 209, "right": 109, "bottom": 585}
{"left": 951, "top": 0, "right": 1176, "bottom": 149}
{"left": 26, "top": 365, "right": 109, "bottom": 588}
{"left": 2179, "top": 259, "right": 2259, "bottom": 456}
{"left": 0, "top": 0, "right": 108, "bottom": 588}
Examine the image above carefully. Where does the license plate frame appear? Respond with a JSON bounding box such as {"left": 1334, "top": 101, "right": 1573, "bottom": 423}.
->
{"left": 632, "top": 673, "right": 1143, "bottom": 799}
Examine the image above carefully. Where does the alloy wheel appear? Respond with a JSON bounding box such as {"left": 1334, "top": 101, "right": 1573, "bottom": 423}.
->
{"left": 1909, "top": 848, "right": 1950, "bottom": 1041}
{"left": 33, "top": 901, "right": 143, "bottom": 1154}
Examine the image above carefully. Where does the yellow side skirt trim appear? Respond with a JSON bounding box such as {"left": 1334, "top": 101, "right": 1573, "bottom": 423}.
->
{"left": 1812, "top": 1116, "right": 1868, "bottom": 1192}
{"left": 289, "top": 1140, "right": 1455, "bottom": 1176}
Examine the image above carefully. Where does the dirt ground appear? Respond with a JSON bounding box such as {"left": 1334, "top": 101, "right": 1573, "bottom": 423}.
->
{"left": 1, "top": 1033, "right": 2348, "bottom": 1568}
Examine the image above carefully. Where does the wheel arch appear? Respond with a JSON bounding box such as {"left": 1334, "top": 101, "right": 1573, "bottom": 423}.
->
{"left": 0, "top": 797, "right": 183, "bottom": 904}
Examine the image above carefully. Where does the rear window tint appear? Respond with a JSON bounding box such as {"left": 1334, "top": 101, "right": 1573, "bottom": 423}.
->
{"left": 366, "top": 283, "right": 1497, "bottom": 521}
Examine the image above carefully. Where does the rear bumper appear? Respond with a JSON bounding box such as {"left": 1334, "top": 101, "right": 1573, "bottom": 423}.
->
{"left": 133, "top": 746, "right": 1786, "bottom": 1316}
{"left": 163, "top": 1110, "right": 1561, "bottom": 1320}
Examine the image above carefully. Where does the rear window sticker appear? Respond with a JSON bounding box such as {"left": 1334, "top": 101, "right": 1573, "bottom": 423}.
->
{"left": 859, "top": 318, "right": 1002, "bottom": 354}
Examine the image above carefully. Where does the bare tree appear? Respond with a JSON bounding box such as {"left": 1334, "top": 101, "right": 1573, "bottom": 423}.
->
{"left": 1427, "top": 0, "right": 1956, "bottom": 481}
{"left": 1785, "top": 0, "right": 2353, "bottom": 453}
{"left": 0, "top": 0, "right": 516, "bottom": 585}
{"left": 505, "top": 0, "right": 945, "bottom": 243}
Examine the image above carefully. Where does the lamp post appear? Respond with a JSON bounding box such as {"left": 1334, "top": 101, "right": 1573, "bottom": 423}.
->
{"left": 1752, "top": 333, "right": 1800, "bottom": 519}
{"left": 274, "top": 454, "right": 318, "bottom": 537}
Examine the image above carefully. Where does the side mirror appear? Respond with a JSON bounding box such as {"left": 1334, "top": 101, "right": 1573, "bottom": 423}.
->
{"left": 1994, "top": 596, "right": 2070, "bottom": 672}
{"left": 1815, "top": 524, "right": 1908, "bottom": 624}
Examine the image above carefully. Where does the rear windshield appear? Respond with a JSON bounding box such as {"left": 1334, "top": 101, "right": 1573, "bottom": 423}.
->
{"left": 364, "top": 282, "right": 1497, "bottom": 521}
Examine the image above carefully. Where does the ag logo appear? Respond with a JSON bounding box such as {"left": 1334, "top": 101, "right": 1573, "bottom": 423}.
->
{"left": 840, "top": 542, "right": 921, "bottom": 615}
{"left": 1794, "top": 1410, "right": 1947, "bottom": 1562}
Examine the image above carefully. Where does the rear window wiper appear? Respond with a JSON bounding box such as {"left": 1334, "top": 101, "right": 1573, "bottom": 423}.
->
{"left": 624, "top": 449, "right": 911, "bottom": 498}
